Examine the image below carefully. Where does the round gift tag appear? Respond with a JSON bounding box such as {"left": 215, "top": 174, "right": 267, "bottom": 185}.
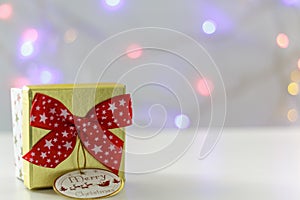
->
{"left": 53, "top": 169, "right": 123, "bottom": 199}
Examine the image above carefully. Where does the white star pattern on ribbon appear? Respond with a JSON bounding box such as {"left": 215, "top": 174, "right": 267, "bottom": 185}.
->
{"left": 39, "top": 113, "right": 48, "bottom": 123}
{"left": 119, "top": 99, "right": 126, "bottom": 106}
{"left": 30, "top": 115, "right": 36, "bottom": 122}
{"left": 40, "top": 152, "right": 47, "bottom": 159}
{"left": 108, "top": 103, "right": 117, "bottom": 112}
{"left": 84, "top": 141, "right": 90, "bottom": 147}
{"left": 44, "top": 139, "right": 54, "bottom": 149}
{"left": 60, "top": 109, "right": 69, "bottom": 118}
{"left": 92, "top": 145, "right": 103, "bottom": 154}
{"left": 109, "top": 144, "right": 115, "bottom": 151}
{"left": 64, "top": 141, "right": 72, "bottom": 150}
{"left": 62, "top": 131, "right": 68, "bottom": 137}
{"left": 50, "top": 108, "right": 56, "bottom": 114}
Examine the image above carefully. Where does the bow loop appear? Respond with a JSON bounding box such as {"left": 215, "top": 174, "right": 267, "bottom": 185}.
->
{"left": 30, "top": 93, "right": 73, "bottom": 130}
{"left": 23, "top": 92, "right": 132, "bottom": 174}
{"left": 85, "top": 94, "right": 132, "bottom": 129}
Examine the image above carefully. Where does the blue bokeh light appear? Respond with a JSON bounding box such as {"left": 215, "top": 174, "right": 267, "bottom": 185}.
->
{"left": 202, "top": 20, "right": 217, "bottom": 35}
{"left": 20, "top": 42, "right": 34, "bottom": 57}
{"left": 40, "top": 70, "right": 53, "bottom": 84}
{"left": 102, "top": 0, "right": 123, "bottom": 10}
{"left": 281, "top": 0, "right": 300, "bottom": 6}
{"left": 174, "top": 114, "right": 190, "bottom": 129}
{"left": 105, "top": 0, "right": 121, "bottom": 7}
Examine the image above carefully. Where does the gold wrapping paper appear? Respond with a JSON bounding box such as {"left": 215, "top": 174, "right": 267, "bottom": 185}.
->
{"left": 22, "top": 83, "right": 126, "bottom": 189}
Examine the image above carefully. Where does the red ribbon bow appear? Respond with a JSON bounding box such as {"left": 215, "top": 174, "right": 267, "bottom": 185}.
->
{"left": 23, "top": 93, "right": 132, "bottom": 174}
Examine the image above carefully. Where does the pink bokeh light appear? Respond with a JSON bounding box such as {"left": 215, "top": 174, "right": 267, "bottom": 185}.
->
{"left": 276, "top": 33, "right": 289, "bottom": 49}
{"left": 126, "top": 44, "right": 143, "bottom": 59}
{"left": 11, "top": 76, "right": 30, "bottom": 88}
{"left": 0, "top": 3, "right": 13, "bottom": 20}
{"left": 22, "top": 28, "right": 39, "bottom": 42}
{"left": 197, "top": 78, "right": 214, "bottom": 97}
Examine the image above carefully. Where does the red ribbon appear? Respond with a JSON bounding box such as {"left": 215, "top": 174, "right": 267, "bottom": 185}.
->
{"left": 23, "top": 93, "right": 132, "bottom": 175}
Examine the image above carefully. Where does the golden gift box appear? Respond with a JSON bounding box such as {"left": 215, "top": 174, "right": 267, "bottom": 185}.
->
{"left": 11, "top": 83, "right": 130, "bottom": 189}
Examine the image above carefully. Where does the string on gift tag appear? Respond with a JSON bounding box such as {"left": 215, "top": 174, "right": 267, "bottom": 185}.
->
{"left": 76, "top": 140, "right": 87, "bottom": 174}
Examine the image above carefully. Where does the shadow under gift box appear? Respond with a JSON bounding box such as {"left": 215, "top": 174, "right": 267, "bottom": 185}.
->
{"left": 11, "top": 83, "right": 127, "bottom": 189}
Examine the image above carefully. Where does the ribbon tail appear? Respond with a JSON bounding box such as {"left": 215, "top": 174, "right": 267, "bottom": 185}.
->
{"left": 79, "top": 126, "right": 124, "bottom": 175}
{"left": 23, "top": 128, "right": 77, "bottom": 168}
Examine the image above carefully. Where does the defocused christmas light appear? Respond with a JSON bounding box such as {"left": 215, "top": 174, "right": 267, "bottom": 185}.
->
{"left": 102, "top": 0, "right": 122, "bottom": 10}
{"left": 126, "top": 44, "right": 143, "bottom": 59}
{"left": 26, "top": 65, "right": 62, "bottom": 84}
{"left": 20, "top": 42, "right": 34, "bottom": 57}
{"left": 276, "top": 33, "right": 289, "bottom": 48}
{"left": 281, "top": 0, "right": 300, "bottom": 6}
{"left": 288, "top": 82, "right": 299, "bottom": 95}
{"left": 22, "top": 28, "right": 39, "bottom": 42}
{"left": 202, "top": 20, "right": 217, "bottom": 35}
{"left": 11, "top": 77, "right": 30, "bottom": 88}
{"left": 287, "top": 108, "right": 298, "bottom": 122}
{"left": 174, "top": 114, "right": 190, "bottom": 129}
{"left": 105, "top": 0, "right": 121, "bottom": 7}
{"left": 297, "top": 58, "right": 300, "bottom": 70}
{"left": 39, "top": 68, "right": 62, "bottom": 84}
{"left": 64, "top": 28, "right": 78, "bottom": 43}
{"left": 290, "top": 69, "right": 300, "bottom": 82}
{"left": 40, "top": 70, "right": 53, "bottom": 84}
{"left": 197, "top": 78, "right": 214, "bottom": 97}
{"left": 0, "top": 3, "right": 13, "bottom": 20}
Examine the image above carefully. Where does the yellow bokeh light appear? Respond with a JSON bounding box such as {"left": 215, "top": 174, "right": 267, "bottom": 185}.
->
{"left": 64, "top": 28, "right": 77, "bottom": 43}
{"left": 288, "top": 82, "right": 299, "bottom": 95}
{"left": 287, "top": 109, "right": 298, "bottom": 122}
{"left": 276, "top": 33, "right": 289, "bottom": 48}
{"left": 290, "top": 69, "right": 300, "bottom": 82}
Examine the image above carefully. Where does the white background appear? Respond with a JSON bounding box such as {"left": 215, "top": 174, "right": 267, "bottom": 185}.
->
{"left": 1, "top": 0, "right": 300, "bottom": 131}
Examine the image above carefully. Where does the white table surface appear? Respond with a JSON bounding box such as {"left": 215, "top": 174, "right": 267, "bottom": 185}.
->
{"left": 1, "top": 128, "right": 300, "bottom": 200}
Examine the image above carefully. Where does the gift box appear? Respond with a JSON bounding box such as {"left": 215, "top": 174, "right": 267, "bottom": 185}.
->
{"left": 11, "top": 83, "right": 132, "bottom": 189}
{"left": 11, "top": 88, "right": 24, "bottom": 181}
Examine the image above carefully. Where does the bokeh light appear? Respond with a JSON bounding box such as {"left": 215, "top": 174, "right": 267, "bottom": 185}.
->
{"left": 0, "top": 3, "right": 13, "bottom": 20}
{"left": 297, "top": 58, "right": 300, "bottom": 70}
{"left": 290, "top": 69, "right": 300, "bottom": 82}
{"left": 38, "top": 68, "right": 62, "bottom": 84}
{"left": 288, "top": 82, "right": 299, "bottom": 95}
{"left": 276, "top": 33, "right": 289, "bottom": 48}
{"left": 11, "top": 77, "right": 30, "bottom": 88}
{"left": 174, "top": 114, "right": 190, "bottom": 129}
{"left": 126, "top": 44, "right": 143, "bottom": 59}
{"left": 64, "top": 28, "right": 78, "bottom": 43}
{"left": 105, "top": 0, "right": 121, "bottom": 7}
{"left": 40, "top": 70, "right": 53, "bottom": 84}
{"left": 202, "top": 20, "right": 217, "bottom": 35}
{"left": 282, "top": 0, "right": 300, "bottom": 6}
{"left": 287, "top": 109, "right": 298, "bottom": 122}
{"left": 20, "top": 42, "right": 34, "bottom": 57}
{"left": 102, "top": 0, "right": 123, "bottom": 10}
{"left": 22, "top": 28, "right": 39, "bottom": 42}
{"left": 197, "top": 78, "right": 214, "bottom": 97}
{"left": 26, "top": 65, "right": 62, "bottom": 84}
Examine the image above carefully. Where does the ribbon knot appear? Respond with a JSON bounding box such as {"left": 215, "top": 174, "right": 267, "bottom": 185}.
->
{"left": 23, "top": 93, "right": 132, "bottom": 175}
